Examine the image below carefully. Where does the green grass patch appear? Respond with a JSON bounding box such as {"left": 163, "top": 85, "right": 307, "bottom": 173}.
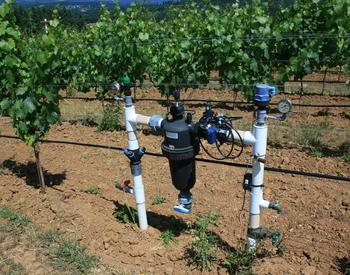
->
{"left": 343, "top": 151, "right": 350, "bottom": 163}
{"left": 39, "top": 229, "right": 98, "bottom": 274}
{"left": 186, "top": 213, "right": 218, "bottom": 270}
{"left": 0, "top": 256, "right": 26, "bottom": 275}
{"left": 152, "top": 195, "right": 166, "bottom": 205}
{"left": 309, "top": 146, "right": 324, "bottom": 158}
{"left": 39, "top": 229, "right": 61, "bottom": 248}
{"left": 223, "top": 245, "right": 255, "bottom": 274}
{"left": 158, "top": 229, "right": 178, "bottom": 247}
{"left": 0, "top": 206, "right": 30, "bottom": 229}
{"left": 0, "top": 208, "right": 99, "bottom": 274}
{"left": 51, "top": 240, "right": 98, "bottom": 274}
{"left": 81, "top": 186, "right": 102, "bottom": 196}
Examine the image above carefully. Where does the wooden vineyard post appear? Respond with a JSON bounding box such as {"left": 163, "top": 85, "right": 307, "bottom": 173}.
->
{"left": 34, "top": 143, "right": 46, "bottom": 193}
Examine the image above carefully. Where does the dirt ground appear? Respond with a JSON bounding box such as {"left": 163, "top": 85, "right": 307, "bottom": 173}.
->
{"left": 0, "top": 88, "right": 349, "bottom": 274}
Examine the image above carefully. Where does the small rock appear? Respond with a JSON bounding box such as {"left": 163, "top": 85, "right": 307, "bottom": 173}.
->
{"left": 104, "top": 241, "right": 109, "bottom": 250}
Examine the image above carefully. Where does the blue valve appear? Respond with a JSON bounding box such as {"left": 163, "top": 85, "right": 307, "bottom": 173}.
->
{"left": 207, "top": 127, "right": 217, "bottom": 144}
{"left": 254, "top": 84, "right": 276, "bottom": 107}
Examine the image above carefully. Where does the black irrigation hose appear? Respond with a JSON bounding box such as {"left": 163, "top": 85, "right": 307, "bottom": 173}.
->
{"left": 287, "top": 79, "right": 346, "bottom": 84}
{"left": 61, "top": 96, "right": 350, "bottom": 108}
{"left": 1, "top": 135, "right": 349, "bottom": 183}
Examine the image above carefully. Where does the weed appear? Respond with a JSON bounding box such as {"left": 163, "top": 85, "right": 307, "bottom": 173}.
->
{"left": 276, "top": 243, "right": 286, "bottom": 255}
{"left": 81, "top": 186, "right": 102, "bottom": 196}
{"left": 187, "top": 235, "right": 217, "bottom": 270}
{"left": 186, "top": 213, "right": 218, "bottom": 270}
{"left": 114, "top": 204, "right": 138, "bottom": 224}
{"left": 223, "top": 245, "right": 255, "bottom": 274}
{"left": 168, "top": 216, "right": 186, "bottom": 235}
{"left": 309, "top": 146, "right": 324, "bottom": 158}
{"left": 39, "top": 229, "right": 60, "bottom": 248}
{"left": 0, "top": 206, "right": 30, "bottom": 229}
{"left": 50, "top": 239, "right": 98, "bottom": 274}
{"left": 97, "top": 104, "right": 122, "bottom": 132}
{"left": 342, "top": 151, "right": 350, "bottom": 164}
{"left": 267, "top": 135, "right": 283, "bottom": 148}
{"left": 0, "top": 256, "right": 26, "bottom": 275}
{"left": 158, "top": 229, "right": 178, "bottom": 247}
{"left": 39, "top": 228, "right": 98, "bottom": 274}
{"left": 297, "top": 125, "right": 323, "bottom": 148}
{"left": 152, "top": 195, "right": 166, "bottom": 205}
{"left": 195, "top": 213, "right": 218, "bottom": 231}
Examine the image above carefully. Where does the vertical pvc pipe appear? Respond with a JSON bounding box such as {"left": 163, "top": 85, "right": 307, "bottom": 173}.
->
{"left": 247, "top": 123, "right": 268, "bottom": 248}
{"left": 124, "top": 103, "right": 148, "bottom": 230}
{"left": 133, "top": 174, "right": 147, "bottom": 230}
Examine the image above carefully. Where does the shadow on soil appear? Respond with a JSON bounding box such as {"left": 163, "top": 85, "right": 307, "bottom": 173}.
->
{"left": 112, "top": 200, "right": 187, "bottom": 236}
{"left": 334, "top": 255, "right": 350, "bottom": 274}
{"left": 2, "top": 160, "right": 66, "bottom": 188}
{"left": 112, "top": 201, "right": 235, "bottom": 250}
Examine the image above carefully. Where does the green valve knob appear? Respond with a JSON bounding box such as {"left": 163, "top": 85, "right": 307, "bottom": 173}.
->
{"left": 121, "top": 75, "right": 131, "bottom": 86}
{"left": 271, "top": 229, "right": 282, "bottom": 246}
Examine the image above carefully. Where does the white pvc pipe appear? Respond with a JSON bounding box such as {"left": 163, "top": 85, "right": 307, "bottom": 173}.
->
{"left": 136, "top": 114, "right": 150, "bottom": 125}
{"left": 125, "top": 106, "right": 139, "bottom": 150}
{"left": 124, "top": 107, "right": 151, "bottom": 126}
{"left": 222, "top": 129, "right": 256, "bottom": 145}
{"left": 133, "top": 175, "right": 148, "bottom": 230}
{"left": 124, "top": 105, "right": 148, "bottom": 230}
{"left": 248, "top": 123, "right": 270, "bottom": 248}
{"left": 232, "top": 130, "right": 256, "bottom": 145}
{"left": 252, "top": 125, "right": 267, "bottom": 156}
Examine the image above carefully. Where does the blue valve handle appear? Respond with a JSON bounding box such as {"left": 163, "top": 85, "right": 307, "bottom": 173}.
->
{"left": 254, "top": 84, "right": 277, "bottom": 106}
{"left": 207, "top": 127, "right": 217, "bottom": 144}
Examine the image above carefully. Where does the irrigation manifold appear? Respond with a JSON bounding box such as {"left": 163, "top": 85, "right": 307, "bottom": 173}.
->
{"left": 113, "top": 78, "right": 292, "bottom": 250}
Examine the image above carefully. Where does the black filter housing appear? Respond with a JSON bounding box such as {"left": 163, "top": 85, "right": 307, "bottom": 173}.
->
{"left": 161, "top": 114, "right": 199, "bottom": 193}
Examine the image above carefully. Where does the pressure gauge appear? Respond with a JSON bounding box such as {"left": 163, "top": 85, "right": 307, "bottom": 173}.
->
{"left": 277, "top": 99, "right": 292, "bottom": 114}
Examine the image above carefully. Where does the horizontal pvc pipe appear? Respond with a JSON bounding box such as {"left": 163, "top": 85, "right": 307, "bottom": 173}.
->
{"left": 135, "top": 114, "right": 150, "bottom": 126}
{"left": 231, "top": 130, "right": 256, "bottom": 145}
{"left": 1, "top": 135, "right": 349, "bottom": 183}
